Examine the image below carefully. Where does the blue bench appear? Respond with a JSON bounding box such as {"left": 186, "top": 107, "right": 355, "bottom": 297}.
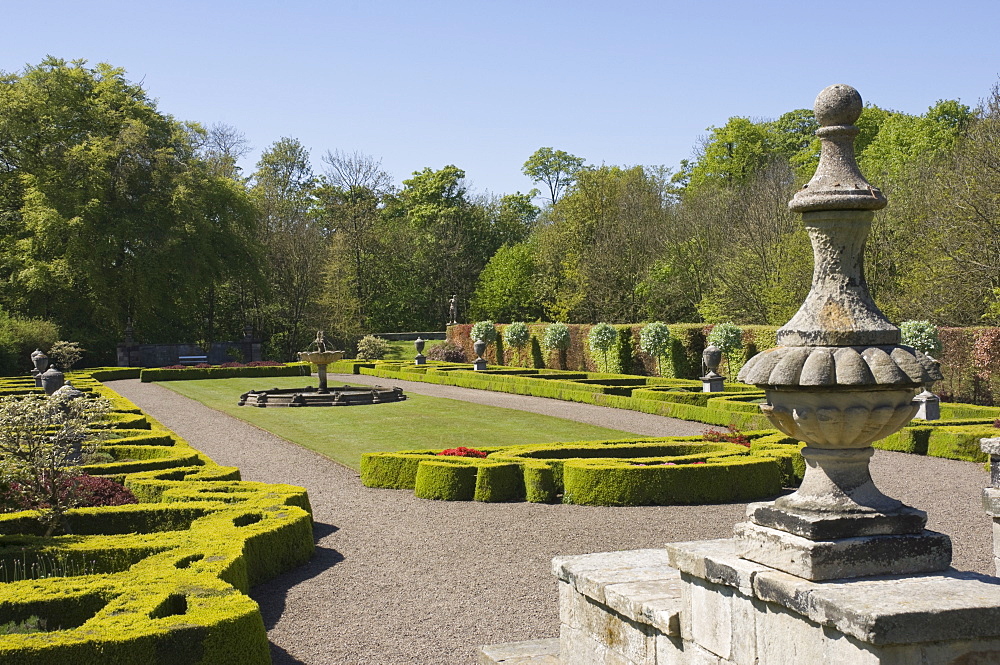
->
{"left": 178, "top": 355, "right": 208, "bottom": 366}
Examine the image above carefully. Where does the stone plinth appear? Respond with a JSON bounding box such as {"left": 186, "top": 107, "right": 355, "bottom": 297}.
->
{"left": 701, "top": 374, "right": 724, "bottom": 393}
{"left": 913, "top": 390, "right": 941, "bottom": 420}
{"left": 478, "top": 546, "right": 1000, "bottom": 665}
{"left": 980, "top": 438, "right": 1000, "bottom": 576}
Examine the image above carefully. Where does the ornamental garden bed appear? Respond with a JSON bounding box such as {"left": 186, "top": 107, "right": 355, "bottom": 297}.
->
{"left": 0, "top": 370, "right": 314, "bottom": 664}
{"left": 361, "top": 432, "right": 805, "bottom": 506}
{"left": 346, "top": 360, "right": 1000, "bottom": 464}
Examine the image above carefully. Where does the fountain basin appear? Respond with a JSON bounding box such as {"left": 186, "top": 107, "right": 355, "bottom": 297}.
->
{"left": 297, "top": 350, "right": 344, "bottom": 365}
{"left": 238, "top": 384, "right": 405, "bottom": 407}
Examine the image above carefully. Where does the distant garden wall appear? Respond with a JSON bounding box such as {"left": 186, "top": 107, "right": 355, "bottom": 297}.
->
{"left": 447, "top": 324, "right": 1000, "bottom": 406}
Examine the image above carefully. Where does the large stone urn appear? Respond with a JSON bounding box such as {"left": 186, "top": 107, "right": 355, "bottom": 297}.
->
{"left": 735, "top": 84, "right": 947, "bottom": 580}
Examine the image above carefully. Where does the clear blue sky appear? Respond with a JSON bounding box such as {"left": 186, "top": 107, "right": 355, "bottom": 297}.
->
{"left": 5, "top": 1, "right": 999, "bottom": 198}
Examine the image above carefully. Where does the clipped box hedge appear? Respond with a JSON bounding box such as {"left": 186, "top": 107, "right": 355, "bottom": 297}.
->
{"left": 139, "top": 363, "right": 310, "bottom": 382}
{"left": 361, "top": 434, "right": 804, "bottom": 506}
{"left": 0, "top": 371, "right": 314, "bottom": 664}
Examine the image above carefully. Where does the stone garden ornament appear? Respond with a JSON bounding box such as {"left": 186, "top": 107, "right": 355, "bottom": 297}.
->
{"left": 736, "top": 84, "right": 947, "bottom": 580}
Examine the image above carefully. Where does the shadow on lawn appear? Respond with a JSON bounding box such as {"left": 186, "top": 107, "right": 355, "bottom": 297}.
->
{"left": 250, "top": 521, "right": 344, "bottom": 664}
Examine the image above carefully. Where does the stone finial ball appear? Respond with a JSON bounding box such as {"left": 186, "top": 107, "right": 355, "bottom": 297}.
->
{"left": 813, "top": 84, "right": 863, "bottom": 126}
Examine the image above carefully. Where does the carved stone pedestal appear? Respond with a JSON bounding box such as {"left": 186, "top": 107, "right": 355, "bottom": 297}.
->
{"left": 480, "top": 546, "right": 1000, "bottom": 665}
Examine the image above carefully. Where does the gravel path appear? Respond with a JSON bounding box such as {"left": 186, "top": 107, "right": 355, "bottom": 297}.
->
{"left": 106, "top": 378, "right": 994, "bottom": 665}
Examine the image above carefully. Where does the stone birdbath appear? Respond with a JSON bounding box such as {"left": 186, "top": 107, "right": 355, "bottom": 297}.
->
{"left": 735, "top": 84, "right": 947, "bottom": 580}
{"left": 296, "top": 331, "right": 344, "bottom": 393}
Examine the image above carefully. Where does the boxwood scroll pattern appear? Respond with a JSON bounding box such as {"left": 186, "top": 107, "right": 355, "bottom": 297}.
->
{"left": 0, "top": 371, "right": 314, "bottom": 665}
{"left": 361, "top": 433, "right": 805, "bottom": 506}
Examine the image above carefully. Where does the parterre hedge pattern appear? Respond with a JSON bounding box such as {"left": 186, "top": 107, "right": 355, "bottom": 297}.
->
{"left": 138, "top": 363, "right": 311, "bottom": 383}
{"left": 339, "top": 360, "right": 1000, "bottom": 465}
{"left": 0, "top": 371, "right": 314, "bottom": 664}
{"left": 361, "top": 432, "right": 805, "bottom": 506}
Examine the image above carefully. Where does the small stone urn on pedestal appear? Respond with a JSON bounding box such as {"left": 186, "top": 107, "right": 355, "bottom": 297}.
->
{"left": 700, "top": 344, "right": 725, "bottom": 393}
{"left": 473, "top": 339, "right": 487, "bottom": 371}
{"left": 39, "top": 366, "right": 65, "bottom": 396}
{"left": 414, "top": 337, "right": 426, "bottom": 366}
{"left": 31, "top": 349, "right": 48, "bottom": 388}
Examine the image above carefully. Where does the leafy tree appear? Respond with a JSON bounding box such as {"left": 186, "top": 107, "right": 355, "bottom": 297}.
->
{"left": 0, "top": 58, "right": 261, "bottom": 359}
{"left": 706, "top": 322, "right": 743, "bottom": 376}
{"left": 534, "top": 165, "right": 674, "bottom": 322}
{"left": 542, "top": 322, "right": 571, "bottom": 350}
{"left": 685, "top": 111, "right": 816, "bottom": 189}
{"left": 46, "top": 341, "right": 83, "bottom": 371}
{"left": 382, "top": 165, "right": 499, "bottom": 330}
{"left": 251, "top": 138, "right": 326, "bottom": 359}
{"left": 522, "top": 147, "right": 585, "bottom": 204}
{"left": 899, "top": 320, "right": 942, "bottom": 357}
{"left": 469, "top": 243, "right": 543, "bottom": 322}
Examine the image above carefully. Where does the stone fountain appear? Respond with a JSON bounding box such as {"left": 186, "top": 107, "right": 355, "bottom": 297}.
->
{"left": 480, "top": 85, "right": 1000, "bottom": 665}
{"left": 239, "top": 331, "right": 405, "bottom": 407}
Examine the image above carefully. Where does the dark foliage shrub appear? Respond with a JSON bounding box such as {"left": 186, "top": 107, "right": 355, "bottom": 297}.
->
{"left": 702, "top": 425, "right": 751, "bottom": 447}
{"left": 427, "top": 342, "right": 467, "bottom": 363}
{"left": 71, "top": 475, "right": 138, "bottom": 507}
{"left": 3, "top": 474, "right": 137, "bottom": 512}
{"left": 247, "top": 360, "right": 283, "bottom": 367}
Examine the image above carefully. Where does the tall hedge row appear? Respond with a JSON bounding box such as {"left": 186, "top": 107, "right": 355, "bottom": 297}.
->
{"left": 448, "top": 323, "right": 1000, "bottom": 405}
{"left": 447, "top": 323, "right": 778, "bottom": 380}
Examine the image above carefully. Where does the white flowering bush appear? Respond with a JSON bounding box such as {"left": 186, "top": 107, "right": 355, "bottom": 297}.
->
{"left": 47, "top": 340, "right": 84, "bottom": 371}
{"left": 588, "top": 323, "right": 617, "bottom": 372}
{"left": 504, "top": 322, "right": 530, "bottom": 350}
{"left": 640, "top": 322, "right": 671, "bottom": 375}
{"left": 0, "top": 393, "right": 110, "bottom": 536}
{"left": 357, "top": 335, "right": 389, "bottom": 360}
{"left": 542, "top": 322, "right": 571, "bottom": 351}
{"left": 900, "top": 320, "right": 942, "bottom": 357}
{"left": 470, "top": 320, "right": 497, "bottom": 346}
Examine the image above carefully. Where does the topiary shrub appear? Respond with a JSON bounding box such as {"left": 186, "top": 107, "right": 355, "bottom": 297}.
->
{"left": 470, "top": 320, "right": 498, "bottom": 345}
{"left": 504, "top": 322, "right": 530, "bottom": 351}
{"left": 900, "top": 320, "right": 942, "bottom": 357}
{"left": 543, "top": 323, "right": 571, "bottom": 370}
{"left": 588, "top": 323, "right": 617, "bottom": 372}
{"left": 640, "top": 322, "right": 672, "bottom": 376}
{"left": 357, "top": 335, "right": 390, "bottom": 360}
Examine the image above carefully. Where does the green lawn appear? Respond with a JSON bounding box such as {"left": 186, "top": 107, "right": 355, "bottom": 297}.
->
{"left": 161, "top": 377, "right": 635, "bottom": 470}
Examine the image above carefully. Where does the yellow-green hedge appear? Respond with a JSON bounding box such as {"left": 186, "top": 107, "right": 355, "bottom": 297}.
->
{"left": 362, "top": 434, "right": 803, "bottom": 506}
{"left": 0, "top": 371, "right": 314, "bottom": 664}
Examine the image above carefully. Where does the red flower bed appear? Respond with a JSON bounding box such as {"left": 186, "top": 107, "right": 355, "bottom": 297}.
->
{"left": 702, "top": 425, "right": 751, "bottom": 447}
{"left": 437, "top": 447, "right": 487, "bottom": 458}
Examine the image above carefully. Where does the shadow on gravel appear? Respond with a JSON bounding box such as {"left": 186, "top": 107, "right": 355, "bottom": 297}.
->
{"left": 269, "top": 644, "right": 310, "bottom": 665}
{"left": 250, "top": 521, "right": 345, "bottom": 661}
